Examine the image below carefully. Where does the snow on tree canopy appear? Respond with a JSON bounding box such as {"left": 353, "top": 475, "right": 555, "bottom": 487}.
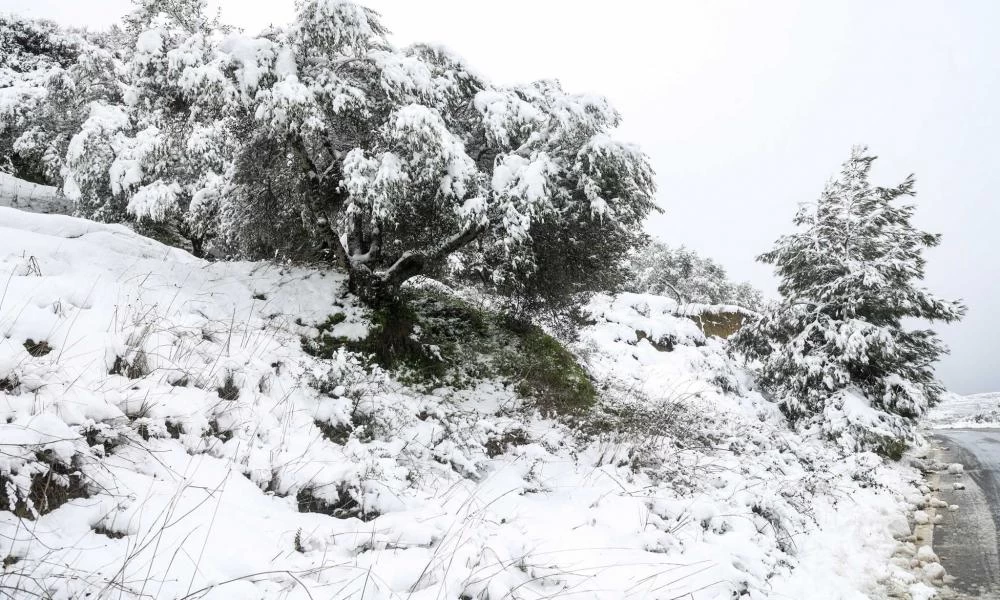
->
{"left": 627, "top": 241, "right": 764, "bottom": 311}
{"left": 0, "top": 0, "right": 658, "bottom": 307}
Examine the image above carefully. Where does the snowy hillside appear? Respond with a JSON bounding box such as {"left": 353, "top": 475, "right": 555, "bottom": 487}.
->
{"left": 0, "top": 206, "right": 929, "bottom": 599}
{"left": 925, "top": 392, "right": 1000, "bottom": 429}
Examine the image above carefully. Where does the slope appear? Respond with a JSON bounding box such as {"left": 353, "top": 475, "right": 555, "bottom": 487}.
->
{"left": 0, "top": 205, "right": 928, "bottom": 599}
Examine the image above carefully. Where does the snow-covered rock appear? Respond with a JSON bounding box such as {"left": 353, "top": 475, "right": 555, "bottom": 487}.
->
{"left": 916, "top": 545, "right": 938, "bottom": 564}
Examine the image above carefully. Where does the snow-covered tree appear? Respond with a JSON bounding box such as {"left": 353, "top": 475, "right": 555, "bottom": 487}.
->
{"left": 731, "top": 147, "right": 965, "bottom": 453}
{"left": 220, "top": 0, "right": 658, "bottom": 307}
{"left": 6, "top": 0, "right": 658, "bottom": 304}
{"left": 628, "top": 241, "right": 764, "bottom": 310}
{"left": 61, "top": 0, "right": 241, "bottom": 254}
{"left": 0, "top": 15, "right": 91, "bottom": 181}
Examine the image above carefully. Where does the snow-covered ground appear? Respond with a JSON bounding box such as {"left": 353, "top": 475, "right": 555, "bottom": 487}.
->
{"left": 0, "top": 173, "right": 72, "bottom": 215}
{"left": 925, "top": 392, "right": 1000, "bottom": 429}
{"left": 0, "top": 204, "right": 933, "bottom": 599}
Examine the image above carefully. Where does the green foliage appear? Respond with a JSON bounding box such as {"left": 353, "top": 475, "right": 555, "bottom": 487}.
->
{"left": 871, "top": 435, "right": 908, "bottom": 462}
{"left": 498, "top": 319, "right": 596, "bottom": 415}
{"left": 301, "top": 290, "right": 596, "bottom": 415}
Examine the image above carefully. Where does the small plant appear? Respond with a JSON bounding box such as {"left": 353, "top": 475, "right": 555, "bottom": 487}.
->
{"left": 484, "top": 427, "right": 531, "bottom": 458}
{"left": 295, "top": 485, "right": 377, "bottom": 521}
{"left": 83, "top": 423, "right": 124, "bottom": 456}
{"left": 205, "top": 419, "right": 233, "bottom": 443}
{"left": 109, "top": 351, "right": 149, "bottom": 379}
{"left": 315, "top": 419, "right": 353, "bottom": 445}
{"left": 0, "top": 451, "right": 90, "bottom": 519}
{"left": 0, "top": 374, "right": 18, "bottom": 392}
{"left": 301, "top": 312, "right": 350, "bottom": 358}
{"left": 216, "top": 371, "right": 240, "bottom": 401}
{"left": 92, "top": 524, "right": 127, "bottom": 539}
{"left": 23, "top": 339, "right": 52, "bottom": 357}
{"left": 294, "top": 528, "right": 305, "bottom": 553}
{"left": 165, "top": 421, "right": 183, "bottom": 439}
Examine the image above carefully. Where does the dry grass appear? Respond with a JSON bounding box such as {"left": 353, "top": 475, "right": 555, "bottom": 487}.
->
{"left": 686, "top": 310, "right": 748, "bottom": 339}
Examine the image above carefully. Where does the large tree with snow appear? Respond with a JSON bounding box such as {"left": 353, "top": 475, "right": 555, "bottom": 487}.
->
{"left": 731, "top": 147, "right": 964, "bottom": 450}
{"left": 220, "top": 1, "right": 657, "bottom": 308}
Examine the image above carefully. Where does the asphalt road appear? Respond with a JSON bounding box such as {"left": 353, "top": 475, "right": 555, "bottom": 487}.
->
{"left": 934, "top": 429, "right": 1000, "bottom": 598}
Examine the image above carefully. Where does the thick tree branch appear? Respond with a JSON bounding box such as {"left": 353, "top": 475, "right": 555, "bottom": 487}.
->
{"left": 374, "top": 221, "right": 486, "bottom": 294}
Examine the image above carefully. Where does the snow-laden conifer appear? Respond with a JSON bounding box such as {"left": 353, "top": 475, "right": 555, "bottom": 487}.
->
{"left": 732, "top": 147, "right": 965, "bottom": 453}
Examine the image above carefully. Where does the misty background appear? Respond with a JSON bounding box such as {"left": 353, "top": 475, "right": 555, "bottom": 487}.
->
{"left": 9, "top": 0, "right": 998, "bottom": 394}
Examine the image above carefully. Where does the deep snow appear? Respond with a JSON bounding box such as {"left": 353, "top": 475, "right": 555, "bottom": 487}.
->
{"left": 0, "top": 203, "right": 932, "bottom": 599}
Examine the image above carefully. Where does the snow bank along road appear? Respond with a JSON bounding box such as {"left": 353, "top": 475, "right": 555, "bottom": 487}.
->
{"left": 934, "top": 429, "right": 1000, "bottom": 597}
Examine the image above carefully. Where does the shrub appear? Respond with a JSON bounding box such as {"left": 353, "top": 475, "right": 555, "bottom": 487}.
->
{"left": 23, "top": 339, "right": 52, "bottom": 357}
{"left": 301, "top": 289, "right": 596, "bottom": 414}
{"left": 296, "top": 485, "right": 376, "bottom": 521}
{"left": 0, "top": 450, "right": 89, "bottom": 519}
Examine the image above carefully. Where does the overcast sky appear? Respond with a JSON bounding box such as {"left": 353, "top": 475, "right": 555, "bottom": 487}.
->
{"left": 10, "top": 0, "right": 1000, "bottom": 394}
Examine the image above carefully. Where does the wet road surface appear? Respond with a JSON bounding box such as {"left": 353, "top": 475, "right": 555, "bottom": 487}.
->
{"left": 934, "top": 429, "right": 1000, "bottom": 598}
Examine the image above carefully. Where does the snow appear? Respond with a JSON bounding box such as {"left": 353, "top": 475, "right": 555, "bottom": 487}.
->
{"left": 0, "top": 206, "right": 927, "bottom": 599}
{"left": 474, "top": 88, "right": 545, "bottom": 148}
{"left": 491, "top": 153, "right": 557, "bottom": 242}
{"left": 135, "top": 29, "right": 164, "bottom": 54}
{"left": 925, "top": 391, "right": 1000, "bottom": 428}
{"left": 219, "top": 35, "right": 280, "bottom": 96}
{"left": 0, "top": 173, "right": 72, "bottom": 214}
{"left": 126, "top": 180, "right": 180, "bottom": 221}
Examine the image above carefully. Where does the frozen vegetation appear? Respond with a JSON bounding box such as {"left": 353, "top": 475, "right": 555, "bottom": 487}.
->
{"left": 0, "top": 1, "right": 968, "bottom": 598}
{"left": 926, "top": 392, "right": 1000, "bottom": 429}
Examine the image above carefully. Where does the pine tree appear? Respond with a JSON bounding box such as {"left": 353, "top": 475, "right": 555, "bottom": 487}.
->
{"left": 732, "top": 147, "right": 965, "bottom": 452}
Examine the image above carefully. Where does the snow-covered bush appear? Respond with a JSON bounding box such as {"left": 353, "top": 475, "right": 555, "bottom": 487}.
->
{"left": 731, "top": 147, "right": 965, "bottom": 454}
{"left": 0, "top": 15, "right": 99, "bottom": 182}
{"left": 628, "top": 241, "right": 764, "bottom": 310}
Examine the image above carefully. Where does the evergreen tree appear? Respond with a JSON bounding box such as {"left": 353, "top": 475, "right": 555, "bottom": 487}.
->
{"left": 218, "top": 0, "right": 658, "bottom": 308}
{"left": 732, "top": 147, "right": 965, "bottom": 452}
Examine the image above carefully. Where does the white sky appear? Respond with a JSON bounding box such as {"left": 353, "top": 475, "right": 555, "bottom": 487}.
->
{"left": 9, "top": 0, "right": 1000, "bottom": 394}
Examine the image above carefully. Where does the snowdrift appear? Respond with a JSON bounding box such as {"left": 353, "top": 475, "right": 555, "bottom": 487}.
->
{"left": 0, "top": 206, "right": 925, "bottom": 599}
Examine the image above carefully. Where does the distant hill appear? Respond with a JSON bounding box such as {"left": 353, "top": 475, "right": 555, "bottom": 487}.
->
{"left": 926, "top": 392, "right": 1000, "bottom": 428}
